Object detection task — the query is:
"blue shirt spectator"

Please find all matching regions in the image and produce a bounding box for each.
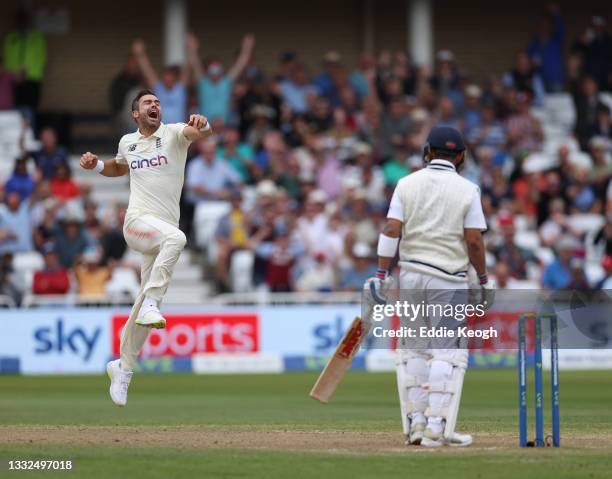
[32,127,68,179]
[197,75,233,123]
[5,159,35,200]
[0,192,33,254]
[185,138,242,203]
[528,8,565,91]
[154,80,187,124]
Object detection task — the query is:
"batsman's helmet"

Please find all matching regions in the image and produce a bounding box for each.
[423,126,466,161]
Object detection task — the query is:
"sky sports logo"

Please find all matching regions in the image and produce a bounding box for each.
[130,155,168,170]
[112,314,259,356]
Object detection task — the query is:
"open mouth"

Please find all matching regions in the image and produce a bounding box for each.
[148,110,159,120]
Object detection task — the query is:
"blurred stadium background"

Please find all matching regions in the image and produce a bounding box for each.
[1,0,612,376]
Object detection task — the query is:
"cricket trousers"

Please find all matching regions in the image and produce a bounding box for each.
[120,212,187,370]
[395,269,469,429]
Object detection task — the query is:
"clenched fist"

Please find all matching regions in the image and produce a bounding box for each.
[80,152,99,170]
[187,114,209,130]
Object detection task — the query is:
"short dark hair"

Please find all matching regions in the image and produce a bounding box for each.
[131,89,157,111]
[430,148,462,161]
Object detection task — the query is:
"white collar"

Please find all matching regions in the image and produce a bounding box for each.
[427,159,456,171]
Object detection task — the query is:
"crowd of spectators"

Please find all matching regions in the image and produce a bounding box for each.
[1,5,612,304]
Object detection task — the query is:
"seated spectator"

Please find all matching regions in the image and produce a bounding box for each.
[295,251,335,292]
[539,198,582,247]
[32,243,70,295]
[542,236,582,289]
[338,243,377,291]
[0,191,32,254]
[502,51,546,106]
[218,128,255,182]
[54,212,92,268]
[492,261,523,289]
[0,252,22,306]
[252,224,303,292]
[506,92,544,154]
[31,128,68,180]
[280,63,316,114]
[33,199,58,250]
[214,190,249,289]
[5,158,35,200]
[51,164,80,202]
[466,102,507,152]
[490,212,536,279]
[74,248,111,298]
[596,255,612,288]
[572,76,602,150]
[185,138,242,203]
[99,203,128,265]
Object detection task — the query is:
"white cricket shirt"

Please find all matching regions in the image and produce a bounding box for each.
[386,159,487,282]
[115,123,191,226]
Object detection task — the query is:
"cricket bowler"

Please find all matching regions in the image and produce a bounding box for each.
[80,89,212,406]
[365,126,492,447]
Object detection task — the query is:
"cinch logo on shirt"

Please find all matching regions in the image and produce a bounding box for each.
[130,155,168,170]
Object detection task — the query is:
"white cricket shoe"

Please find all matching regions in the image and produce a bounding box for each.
[421,424,473,447]
[135,309,166,329]
[106,359,133,406]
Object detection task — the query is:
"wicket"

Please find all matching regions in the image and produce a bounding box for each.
[518,313,560,447]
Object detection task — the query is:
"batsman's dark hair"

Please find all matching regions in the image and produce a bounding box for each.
[131,89,157,111]
[430,147,463,161]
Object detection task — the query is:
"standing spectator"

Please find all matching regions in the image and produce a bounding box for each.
[573,16,612,91]
[349,53,375,101]
[131,39,188,125]
[573,76,603,149]
[5,158,35,200]
[51,164,80,202]
[187,32,256,124]
[2,7,46,114]
[185,138,242,204]
[32,242,70,295]
[527,4,565,92]
[429,50,462,100]
[31,128,68,180]
[109,53,142,137]
[0,191,32,254]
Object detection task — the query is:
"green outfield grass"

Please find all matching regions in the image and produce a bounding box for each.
[1,370,611,478]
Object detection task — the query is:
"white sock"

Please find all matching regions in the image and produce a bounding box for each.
[139,296,158,316]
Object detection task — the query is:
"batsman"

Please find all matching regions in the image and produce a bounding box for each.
[365,126,492,447]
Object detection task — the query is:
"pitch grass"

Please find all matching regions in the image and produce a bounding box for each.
[1,370,611,478]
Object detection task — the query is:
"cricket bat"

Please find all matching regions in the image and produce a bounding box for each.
[309,316,371,403]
